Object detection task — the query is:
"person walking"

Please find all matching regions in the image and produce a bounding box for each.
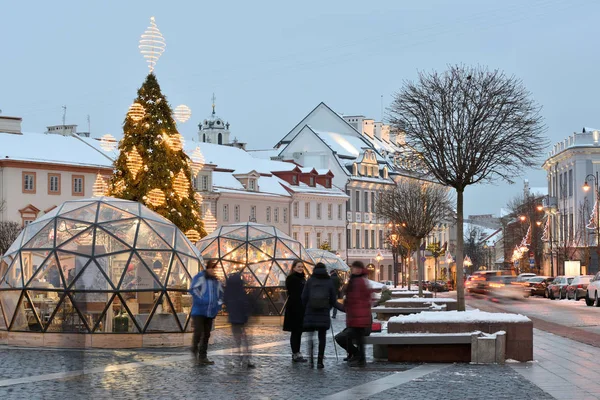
[344,261,372,367]
[190,260,223,365]
[283,259,308,362]
[223,270,255,369]
[330,270,343,319]
[301,262,337,369]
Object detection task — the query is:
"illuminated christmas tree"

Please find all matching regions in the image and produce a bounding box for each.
[108,72,206,239]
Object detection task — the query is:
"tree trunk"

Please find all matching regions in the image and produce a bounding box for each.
[456,188,465,311]
[407,248,412,291]
[417,238,423,297]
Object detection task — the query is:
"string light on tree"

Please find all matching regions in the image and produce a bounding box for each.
[92,174,108,197]
[100,134,117,151]
[139,16,166,73]
[173,105,192,123]
[126,147,143,177]
[128,103,145,122]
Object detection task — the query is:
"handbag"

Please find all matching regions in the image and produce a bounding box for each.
[371,321,382,333]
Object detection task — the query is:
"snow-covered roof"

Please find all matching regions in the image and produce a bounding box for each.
[0,132,116,168]
[312,128,371,158]
[389,309,531,324]
[246,149,281,160]
[278,178,348,198]
[212,171,245,190]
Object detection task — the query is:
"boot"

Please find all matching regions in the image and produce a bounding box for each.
[198,352,215,365]
[317,357,324,369]
[348,358,366,368]
[292,353,307,362]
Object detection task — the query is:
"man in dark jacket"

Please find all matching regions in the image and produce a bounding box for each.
[224,271,255,369]
[283,260,308,362]
[343,261,372,367]
[330,270,342,319]
[302,263,337,369]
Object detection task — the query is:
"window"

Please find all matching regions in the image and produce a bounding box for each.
[388,265,393,281]
[364,229,369,249]
[48,174,60,195]
[338,233,342,250]
[293,232,298,241]
[316,203,322,219]
[568,169,573,197]
[72,175,84,196]
[250,206,256,221]
[234,205,240,222]
[23,218,34,226]
[328,204,333,220]
[355,191,360,212]
[364,192,369,213]
[379,230,383,249]
[274,207,279,223]
[316,232,322,248]
[327,233,332,247]
[248,179,256,191]
[283,208,288,223]
[305,232,310,248]
[293,201,299,218]
[347,228,351,248]
[201,175,209,191]
[305,202,310,218]
[22,172,36,193]
[223,204,229,221]
[292,175,298,185]
[371,192,375,212]
[371,230,375,249]
[355,229,360,249]
[310,176,315,186]
[338,204,342,220]
[346,190,351,212]
[266,206,271,222]
[325,178,330,188]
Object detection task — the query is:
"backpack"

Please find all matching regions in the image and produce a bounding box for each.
[309,281,330,309]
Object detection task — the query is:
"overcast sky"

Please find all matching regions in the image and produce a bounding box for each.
[1,0,597,217]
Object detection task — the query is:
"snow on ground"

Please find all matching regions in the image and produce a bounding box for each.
[388,309,531,324]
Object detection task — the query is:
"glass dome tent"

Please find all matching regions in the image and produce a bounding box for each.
[197,222,314,316]
[0,197,203,334]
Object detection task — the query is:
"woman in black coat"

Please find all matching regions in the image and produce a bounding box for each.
[301,263,336,368]
[283,259,308,362]
[224,272,254,368]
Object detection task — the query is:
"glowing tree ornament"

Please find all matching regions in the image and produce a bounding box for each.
[139,16,166,73]
[126,147,143,177]
[190,146,205,176]
[185,229,201,243]
[146,188,166,206]
[173,105,192,123]
[92,174,108,197]
[100,134,118,151]
[173,170,189,198]
[167,133,184,151]
[128,103,145,122]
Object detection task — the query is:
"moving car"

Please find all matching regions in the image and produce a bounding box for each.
[516,273,537,283]
[585,271,600,306]
[427,280,449,292]
[486,275,522,301]
[566,275,594,301]
[524,276,553,297]
[547,276,574,300]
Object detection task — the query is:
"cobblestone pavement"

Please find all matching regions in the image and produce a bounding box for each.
[0,315,557,400]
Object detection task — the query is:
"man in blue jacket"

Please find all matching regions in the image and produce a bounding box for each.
[190,260,223,365]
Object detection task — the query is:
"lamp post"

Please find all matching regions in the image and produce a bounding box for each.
[583,172,600,272]
[375,251,383,281]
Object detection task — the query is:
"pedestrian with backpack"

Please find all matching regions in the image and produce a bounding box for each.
[301,262,337,369]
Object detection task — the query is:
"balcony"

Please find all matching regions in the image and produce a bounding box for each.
[542,196,558,213]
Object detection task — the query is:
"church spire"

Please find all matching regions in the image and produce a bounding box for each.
[211,93,216,116]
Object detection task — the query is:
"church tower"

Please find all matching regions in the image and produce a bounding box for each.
[198,94,230,145]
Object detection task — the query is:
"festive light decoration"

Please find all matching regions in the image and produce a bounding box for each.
[147,188,166,207]
[185,229,201,243]
[139,17,166,73]
[128,103,145,122]
[173,170,189,198]
[92,174,108,197]
[166,133,184,151]
[126,147,143,177]
[173,105,192,123]
[113,179,125,195]
[100,134,118,151]
[541,217,550,242]
[190,146,205,176]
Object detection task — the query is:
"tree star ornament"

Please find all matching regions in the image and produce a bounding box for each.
[139,17,166,73]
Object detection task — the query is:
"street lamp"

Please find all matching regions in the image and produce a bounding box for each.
[375,251,383,281]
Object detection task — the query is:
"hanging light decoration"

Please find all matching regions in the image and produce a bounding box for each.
[126,147,143,177]
[92,174,108,197]
[146,188,166,207]
[173,105,192,123]
[113,179,125,195]
[167,133,184,151]
[194,192,203,204]
[128,103,145,122]
[185,229,201,243]
[190,146,205,176]
[139,16,166,73]
[173,169,189,198]
[100,134,118,151]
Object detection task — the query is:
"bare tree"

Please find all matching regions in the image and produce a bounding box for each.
[377,178,453,296]
[388,65,547,310]
[0,221,21,256]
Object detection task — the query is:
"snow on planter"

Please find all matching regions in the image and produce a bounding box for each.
[388,309,531,324]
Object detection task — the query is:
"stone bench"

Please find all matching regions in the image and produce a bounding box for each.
[372,305,446,320]
[390,291,433,299]
[384,298,458,311]
[365,331,506,364]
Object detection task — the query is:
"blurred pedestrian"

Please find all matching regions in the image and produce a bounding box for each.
[302,262,336,369]
[344,261,372,367]
[330,270,343,319]
[224,270,255,369]
[375,285,392,306]
[283,259,308,362]
[190,260,223,365]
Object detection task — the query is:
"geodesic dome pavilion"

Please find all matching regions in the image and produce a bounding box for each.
[197,222,314,316]
[0,197,203,335]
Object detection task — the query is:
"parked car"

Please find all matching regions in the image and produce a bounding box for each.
[585,271,600,306]
[547,276,574,300]
[524,276,553,297]
[379,280,394,287]
[427,280,449,292]
[516,273,537,283]
[566,275,594,301]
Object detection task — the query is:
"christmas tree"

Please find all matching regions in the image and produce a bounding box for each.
[108,73,206,239]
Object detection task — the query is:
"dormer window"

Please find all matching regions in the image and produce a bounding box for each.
[292,175,298,185]
[383,167,388,179]
[309,176,315,187]
[249,179,256,191]
[325,178,330,188]
[352,163,358,176]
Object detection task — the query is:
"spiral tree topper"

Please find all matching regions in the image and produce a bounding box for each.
[139,17,166,73]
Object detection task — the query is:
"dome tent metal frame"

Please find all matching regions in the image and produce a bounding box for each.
[0,197,203,335]
[197,222,314,316]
